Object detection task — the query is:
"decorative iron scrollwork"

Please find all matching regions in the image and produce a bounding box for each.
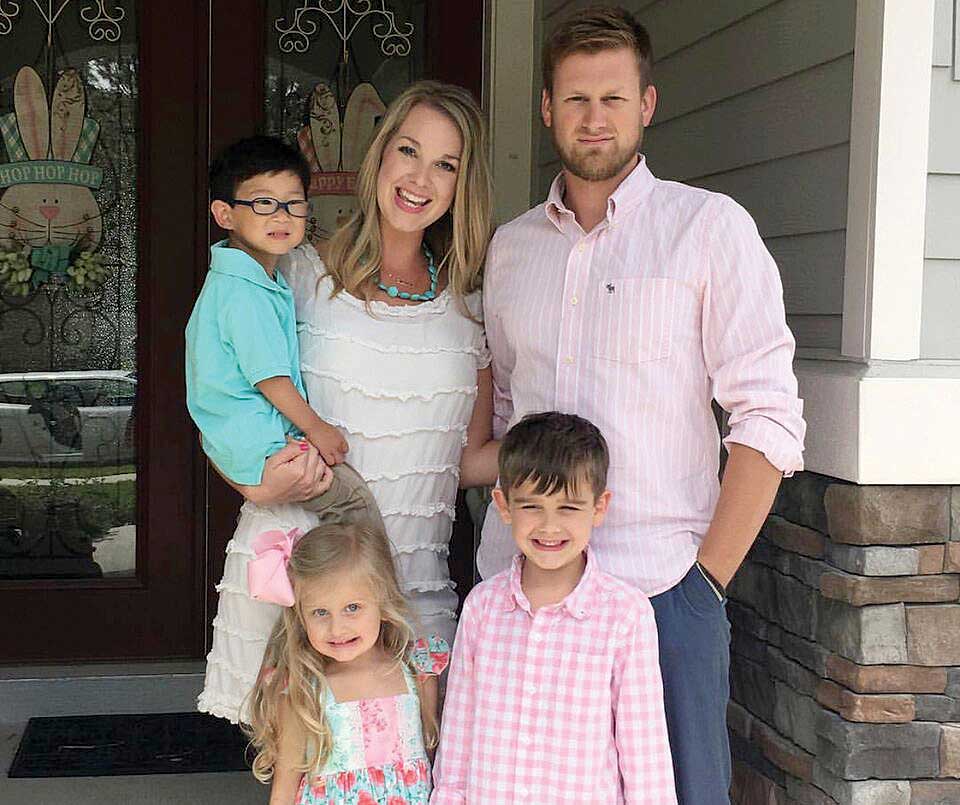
[0,1,126,42]
[276,0,413,57]
[0,1,20,36]
[80,1,125,43]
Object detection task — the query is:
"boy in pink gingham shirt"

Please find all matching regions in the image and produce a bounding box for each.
[432,413,676,804]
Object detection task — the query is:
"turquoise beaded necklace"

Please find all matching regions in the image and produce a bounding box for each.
[376,243,437,302]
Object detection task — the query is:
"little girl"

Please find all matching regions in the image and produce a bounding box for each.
[246,522,449,805]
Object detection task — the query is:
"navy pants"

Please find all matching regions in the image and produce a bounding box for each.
[650,563,732,805]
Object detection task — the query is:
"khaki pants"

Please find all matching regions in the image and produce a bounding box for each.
[299,461,384,534]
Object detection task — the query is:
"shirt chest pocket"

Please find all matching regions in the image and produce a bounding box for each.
[591,277,690,364]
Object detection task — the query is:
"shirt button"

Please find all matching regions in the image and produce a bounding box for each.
[531,632,543,642]
[526,683,537,694]
[571,296,578,305]
[564,356,574,365]
[518,786,529,797]
[577,243,585,253]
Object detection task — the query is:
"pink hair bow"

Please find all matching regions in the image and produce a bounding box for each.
[247,527,303,607]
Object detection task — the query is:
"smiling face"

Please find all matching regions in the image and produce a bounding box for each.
[375,102,462,237]
[298,569,383,666]
[493,475,611,575]
[210,169,307,273]
[542,47,656,184]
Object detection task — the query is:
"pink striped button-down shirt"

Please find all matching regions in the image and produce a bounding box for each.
[431,550,677,804]
[477,158,806,595]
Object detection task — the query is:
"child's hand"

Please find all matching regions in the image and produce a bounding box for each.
[305,422,349,466]
[315,458,334,495]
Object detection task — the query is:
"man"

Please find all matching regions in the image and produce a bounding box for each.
[476,7,805,803]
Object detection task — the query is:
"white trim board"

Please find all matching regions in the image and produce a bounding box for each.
[841,0,935,360]
[796,358,960,483]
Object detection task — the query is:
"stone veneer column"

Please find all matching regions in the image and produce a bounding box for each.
[728,474,960,805]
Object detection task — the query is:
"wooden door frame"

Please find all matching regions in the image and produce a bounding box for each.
[203,0,267,648]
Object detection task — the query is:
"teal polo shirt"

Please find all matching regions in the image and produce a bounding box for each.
[185,241,306,485]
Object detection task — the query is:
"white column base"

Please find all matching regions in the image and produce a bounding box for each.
[796,356,960,483]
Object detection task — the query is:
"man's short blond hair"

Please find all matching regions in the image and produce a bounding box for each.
[542,5,653,94]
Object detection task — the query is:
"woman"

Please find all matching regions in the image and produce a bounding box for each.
[198,81,498,724]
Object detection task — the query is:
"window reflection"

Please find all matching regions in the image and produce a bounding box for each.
[0,2,137,580]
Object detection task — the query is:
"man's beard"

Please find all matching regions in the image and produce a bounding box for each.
[553,129,643,182]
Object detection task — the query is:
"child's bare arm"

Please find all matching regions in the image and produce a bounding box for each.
[268,697,306,805]
[256,375,348,465]
[417,673,440,761]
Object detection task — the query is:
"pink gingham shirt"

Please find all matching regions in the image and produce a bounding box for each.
[431,550,677,804]
[477,158,806,595]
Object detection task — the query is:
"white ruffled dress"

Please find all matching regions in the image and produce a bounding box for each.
[197,244,488,724]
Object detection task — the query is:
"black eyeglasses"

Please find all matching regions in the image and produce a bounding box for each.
[229,197,310,218]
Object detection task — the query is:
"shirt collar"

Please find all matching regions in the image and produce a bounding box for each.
[209,239,289,293]
[502,549,598,620]
[544,154,656,232]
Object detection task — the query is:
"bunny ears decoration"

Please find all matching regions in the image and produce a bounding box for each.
[297,80,386,186]
[0,66,102,191]
[296,80,385,244]
[0,66,107,296]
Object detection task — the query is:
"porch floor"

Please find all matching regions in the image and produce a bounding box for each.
[1,720,266,804]
[1,661,266,803]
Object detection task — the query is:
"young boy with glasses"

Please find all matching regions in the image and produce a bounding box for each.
[186,135,381,524]
[188,137,384,725]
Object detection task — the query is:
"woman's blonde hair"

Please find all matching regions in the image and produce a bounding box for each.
[325,80,492,305]
[245,523,436,783]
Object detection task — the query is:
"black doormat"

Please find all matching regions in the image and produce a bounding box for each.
[8,712,251,778]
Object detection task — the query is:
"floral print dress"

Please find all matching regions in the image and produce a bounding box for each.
[296,636,449,805]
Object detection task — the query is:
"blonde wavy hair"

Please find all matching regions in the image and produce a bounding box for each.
[324,80,492,304]
[245,523,435,783]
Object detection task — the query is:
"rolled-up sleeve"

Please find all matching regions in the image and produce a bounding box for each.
[702,196,806,476]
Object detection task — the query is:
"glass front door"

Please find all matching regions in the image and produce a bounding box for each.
[1,0,483,665]
[0,3,139,582]
[0,1,208,663]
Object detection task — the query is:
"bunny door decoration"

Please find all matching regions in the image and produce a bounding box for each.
[297,80,385,245]
[0,66,104,293]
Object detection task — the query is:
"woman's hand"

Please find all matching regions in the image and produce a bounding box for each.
[215,439,333,505]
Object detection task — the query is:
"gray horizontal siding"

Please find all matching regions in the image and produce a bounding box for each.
[925,174,960,260]
[786,315,843,351]
[651,0,856,122]
[645,55,853,180]
[922,260,960,358]
[768,232,845,316]
[928,67,960,173]
[693,145,850,240]
[933,0,954,67]
[922,2,960,358]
